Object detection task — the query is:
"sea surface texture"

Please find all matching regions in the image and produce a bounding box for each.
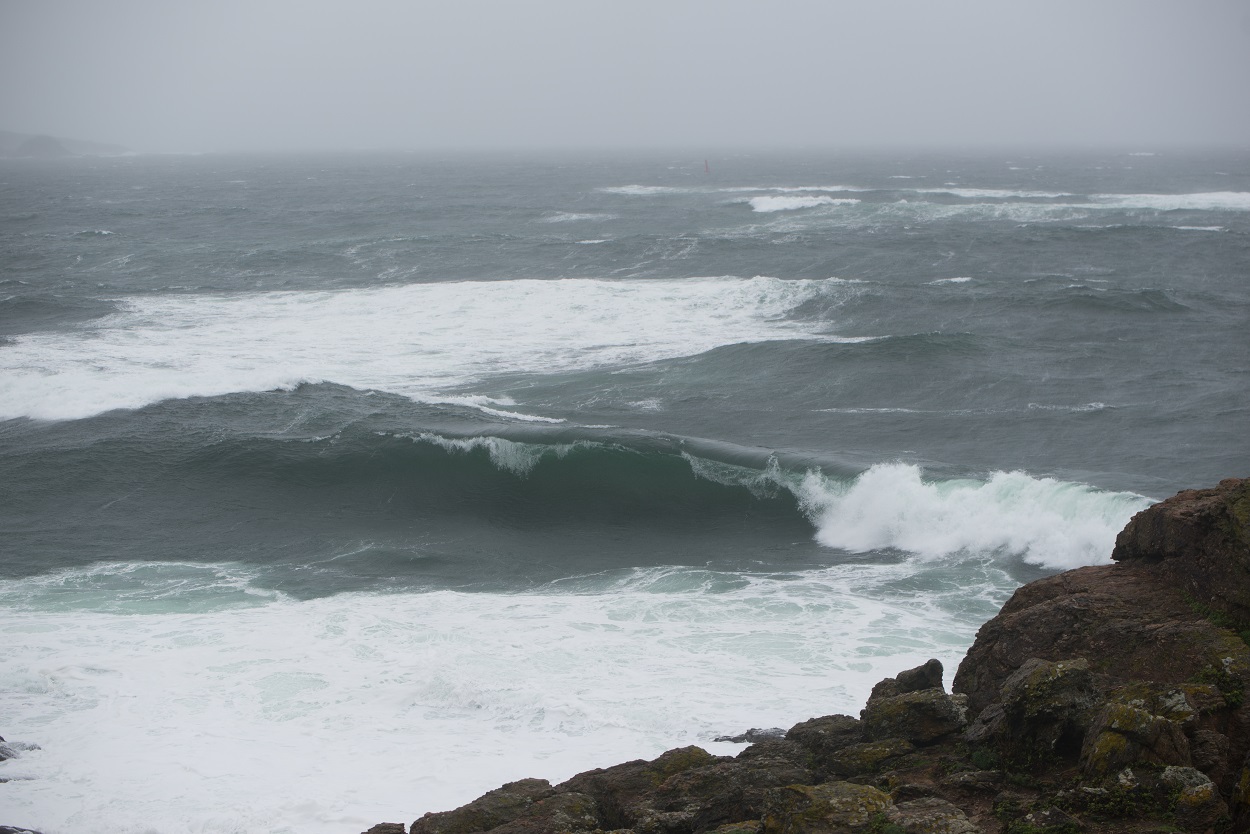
[1,150,1247,833]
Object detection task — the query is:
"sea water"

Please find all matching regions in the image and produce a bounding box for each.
[1,149,1246,833]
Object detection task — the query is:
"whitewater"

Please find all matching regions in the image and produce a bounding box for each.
[1,149,1247,833]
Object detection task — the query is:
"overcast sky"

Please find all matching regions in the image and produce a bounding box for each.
[2,0,1248,153]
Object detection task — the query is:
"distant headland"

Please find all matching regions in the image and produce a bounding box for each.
[0,130,129,158]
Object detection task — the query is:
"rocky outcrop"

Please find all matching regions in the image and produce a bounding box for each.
[364,477,1250,834]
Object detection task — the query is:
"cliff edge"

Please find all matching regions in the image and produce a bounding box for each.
[363,478,1250,834]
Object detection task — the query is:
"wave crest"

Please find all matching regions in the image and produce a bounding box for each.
[795,463,1150,569]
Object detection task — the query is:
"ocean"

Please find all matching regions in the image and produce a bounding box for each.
[1,149,1247,833]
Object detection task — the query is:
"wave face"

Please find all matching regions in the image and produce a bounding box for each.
[0,390,1151,591]
[2,149,1248,834]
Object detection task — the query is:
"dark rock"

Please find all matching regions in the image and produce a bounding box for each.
[1160,766,1230,831]
[938,770,1003,794]
[557,745,727,830]
[869,658,945,700]
[488,792,600,834]
[861,689,966,745]
[1019,805,1081,832]
[887,782,937,802]
[361,825,405,834]
[784,714,863,773]
[642,755,813,830]
[965,657,1099,769]
[1079,698,1192,779]
[708,823,761,834]
[886,796,981,833]
[1113,477,1250,624]
[1190,727,1232,781]
[825,738,914,778]
[410,778,554,834]
[954,483,1250,720]
[714,728,786,744]
[734,739,808,767]
[760,781,892,833]
[0,740,37,762]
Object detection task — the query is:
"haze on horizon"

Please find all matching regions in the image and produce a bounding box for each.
[1,0,1248,155]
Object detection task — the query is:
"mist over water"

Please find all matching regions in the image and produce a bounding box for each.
[1,148,1247,832]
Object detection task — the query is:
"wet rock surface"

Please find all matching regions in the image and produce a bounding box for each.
[361,478,1250,834]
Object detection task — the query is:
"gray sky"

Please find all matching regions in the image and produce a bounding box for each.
[2,0,1248,153]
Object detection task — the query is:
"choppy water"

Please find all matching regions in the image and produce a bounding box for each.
[1,149,1247,833]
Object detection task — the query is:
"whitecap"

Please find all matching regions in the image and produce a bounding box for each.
[748,195,860,213]
[0,276,864,421]
[793,463,1151,570]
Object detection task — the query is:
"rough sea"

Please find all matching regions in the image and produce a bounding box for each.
[1,149,1247,833]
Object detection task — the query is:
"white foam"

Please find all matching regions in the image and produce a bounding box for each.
[0,276,857,421]
[0,561,1005,834]
[928,277,973,284]
[402,432,585,476]
[915,187,1073,200]
[794,463,1150,570]
[541,212,616,223]
[1089,191,1250,211]
[1171,225,1225,232]
[748,195,861,213]
[599,185,687,195]
[766,185,870,194]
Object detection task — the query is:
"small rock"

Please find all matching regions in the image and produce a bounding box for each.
[714,728,787,744]
[870,658,946,700]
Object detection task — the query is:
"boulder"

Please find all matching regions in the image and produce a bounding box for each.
[1079,699,1192,779]
[1113,477,1250,625]
[1160,766,1229,832]
[869,658,945,700]
[715,728,787,744]
[861,689,966,745]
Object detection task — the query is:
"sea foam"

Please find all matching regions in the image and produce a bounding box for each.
[795,463,1150,570]
[0,558,1004,834]
[747,196,861,213]
[0,276,857,421]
